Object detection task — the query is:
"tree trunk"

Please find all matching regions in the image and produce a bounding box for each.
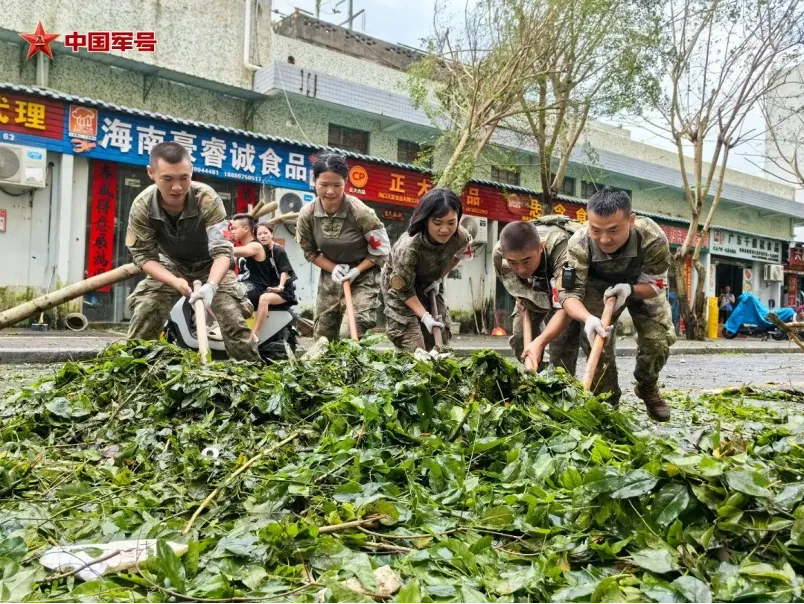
[673,254,697,341]
[691,261,709,341]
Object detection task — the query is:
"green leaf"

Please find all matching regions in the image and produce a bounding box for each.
[0,567,36,602]
[774,483,804,511]
[739,563,793,584]
[653,484,690,527]
[552,582,598,602]
[481,505,515,528]
[671,576,712,603]
[156,538,186,592]
[350,552,376,592]
[582,467,620,495]
[460,585,488,603]
[0,538,26,564]
[394,580,422,603]
[611,470,659,499]
[631,549,677,574]
[725,470,772,498]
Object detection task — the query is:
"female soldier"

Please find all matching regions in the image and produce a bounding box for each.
[381,188,473,351]
[296,153,390,340]
[232,216,297,341]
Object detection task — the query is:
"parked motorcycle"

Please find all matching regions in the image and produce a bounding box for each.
[722,292,794,340]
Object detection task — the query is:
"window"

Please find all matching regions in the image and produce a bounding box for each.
[581,181,632,200]
[551,173,576,196]
[581,180,599,199]
[397,140,432,167]
[328,124,369,154]
[491,165,520,186]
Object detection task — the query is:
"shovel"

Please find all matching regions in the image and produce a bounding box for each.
[342,281,360,341]
[429,289,444,348]
[520,299,535,372]
[583,297,617,391]
[193,280,210,364]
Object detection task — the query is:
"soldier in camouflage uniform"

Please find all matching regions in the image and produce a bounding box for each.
[125,142,260,362]
[556,189,675,421]
[494,217,582,372]
[381,188,473,351]
[296,153,390,340]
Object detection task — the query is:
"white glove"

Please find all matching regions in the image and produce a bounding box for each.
[420,312,444,334]
[423,278,442,296]
[189,282,218,310]
[331,264,350,283]
[584,316,612,346]
[604,283,632,312]
[343,267,361,283]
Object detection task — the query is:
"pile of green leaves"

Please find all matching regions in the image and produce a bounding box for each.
[1,340,804,602]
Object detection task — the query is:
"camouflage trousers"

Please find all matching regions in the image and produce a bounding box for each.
[582,281,676,403]
[127,257,260,362]
[314,267,380,340]
[510,307,582,373]
[385,288,451,352]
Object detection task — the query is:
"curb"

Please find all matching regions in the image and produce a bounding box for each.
[0,343,801,364]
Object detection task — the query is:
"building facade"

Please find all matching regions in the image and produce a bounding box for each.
[1,1,802,328]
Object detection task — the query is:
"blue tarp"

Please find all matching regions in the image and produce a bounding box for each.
[725,292,795,333]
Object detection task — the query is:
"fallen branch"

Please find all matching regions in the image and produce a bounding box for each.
[317,516,384,535]
[768,313,804,352]
[360,541,415,554]
[357,526,459,540]
[183,431,302,535]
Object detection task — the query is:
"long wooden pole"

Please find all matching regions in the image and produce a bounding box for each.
[342,281,360,341]
[0,263,141,330]
[520,299,535,371]
[193,281,210,364]
[430,289,443,347]
[584,297,617,391]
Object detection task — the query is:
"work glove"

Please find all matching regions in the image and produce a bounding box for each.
[584,316,612,346]
[331,264,350,284]
[423,278,442,296]
[604,283,632,313]
[342,267,361,283]
[420,312,444,334]
[189,282,218,311]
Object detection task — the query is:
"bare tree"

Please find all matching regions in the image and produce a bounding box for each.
[641,0,804,340]
[518,0,663,213]
[407,0,551,192]
[763,64,804,187]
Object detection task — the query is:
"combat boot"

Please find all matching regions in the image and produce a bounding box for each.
[634,382,670,422]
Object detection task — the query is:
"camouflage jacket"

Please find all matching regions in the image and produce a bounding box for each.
[559,216,671,304]
[295,194,390,268]
[381,226,473,320]
[125,182,232,270]
[493,223,570,314]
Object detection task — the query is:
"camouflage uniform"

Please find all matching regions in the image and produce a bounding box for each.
[381,226,473,351]
[492,219,582,372]
[559,217,675,403]
[295,194,390,340]
[125,182,260,362]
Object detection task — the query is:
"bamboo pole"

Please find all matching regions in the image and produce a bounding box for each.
[430,289,443,347]
[0,263,141,329]
[520,299,535,371]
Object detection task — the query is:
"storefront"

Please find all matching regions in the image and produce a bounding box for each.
[710,229,785,308]
[785,246,804,308]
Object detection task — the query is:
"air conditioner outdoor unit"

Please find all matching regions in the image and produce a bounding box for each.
[763,264,784,282]
[0,143,47,188]
[460,215,488,245]
[269,188,315,235]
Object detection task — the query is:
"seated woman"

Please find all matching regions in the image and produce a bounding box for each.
[230,215,297,342]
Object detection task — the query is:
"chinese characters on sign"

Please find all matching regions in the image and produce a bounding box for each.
[0,93,64,141]
[789,247,804,270]
[63,31,157,53]
[660,225,710,250]
[88,162,118,291]
[711,229,782,263]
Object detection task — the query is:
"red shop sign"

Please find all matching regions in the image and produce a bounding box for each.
[87,161,118,291]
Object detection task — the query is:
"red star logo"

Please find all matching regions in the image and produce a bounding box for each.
[368,235,382,249]
[19,22,59,60]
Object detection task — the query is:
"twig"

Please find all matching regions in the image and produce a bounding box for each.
[317,515,384,535]
[183,431,301,535]
[315,456,354,484]
[360,541,415,554]
[449,394,475,441]
[357,526,459,540]
[142,571,320,602]
[38,549,122,583]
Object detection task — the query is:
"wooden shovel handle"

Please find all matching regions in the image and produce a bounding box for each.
[342,280,360,341]
[430,289,443,347]
[193,280,210,364]
[520,299,535,371]
[583,296,617,391]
